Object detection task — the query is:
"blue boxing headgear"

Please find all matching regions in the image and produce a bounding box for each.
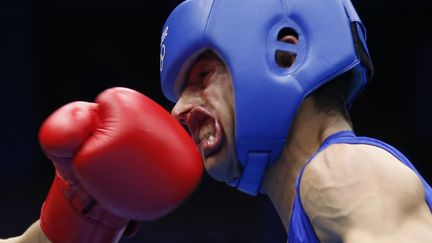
[160,0,373,196]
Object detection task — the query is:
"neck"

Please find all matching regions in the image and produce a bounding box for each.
[261,98,352,232]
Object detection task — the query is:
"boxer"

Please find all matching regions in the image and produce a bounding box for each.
[161,0,432,242]
[4,0,432,242]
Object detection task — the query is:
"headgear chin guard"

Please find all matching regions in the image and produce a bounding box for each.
[160,0,373,196]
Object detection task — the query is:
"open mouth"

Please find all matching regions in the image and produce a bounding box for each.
[186,107,223,159]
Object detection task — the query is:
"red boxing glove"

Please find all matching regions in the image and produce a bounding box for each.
[39,87,203,243]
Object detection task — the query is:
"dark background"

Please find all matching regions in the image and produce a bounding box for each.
[0,0,431,242]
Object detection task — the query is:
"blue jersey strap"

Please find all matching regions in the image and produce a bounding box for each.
[288,131,352,243]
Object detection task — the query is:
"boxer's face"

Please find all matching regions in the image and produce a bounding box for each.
[172,51,241,182]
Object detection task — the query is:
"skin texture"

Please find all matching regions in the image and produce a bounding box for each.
[301,144,432,242]
[171,51,242,182]
[6,48,432,243]
[171,50,432,242]
[0,221,50,243]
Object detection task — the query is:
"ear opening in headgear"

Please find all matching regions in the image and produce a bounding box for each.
[275,27,299,68]
[277,27,299,40]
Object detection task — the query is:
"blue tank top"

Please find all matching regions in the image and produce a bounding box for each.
[287,130,432,243]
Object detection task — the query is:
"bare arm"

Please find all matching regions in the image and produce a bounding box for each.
[300,144,432,243]
[0,221,51,243]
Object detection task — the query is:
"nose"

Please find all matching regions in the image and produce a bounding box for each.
[171,97,193,125]
[171,83,204,125]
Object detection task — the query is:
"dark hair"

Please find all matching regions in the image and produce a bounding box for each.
[311,71,354,125]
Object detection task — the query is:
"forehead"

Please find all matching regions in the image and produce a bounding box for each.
[190,50,224,69]
[196,50,220,61]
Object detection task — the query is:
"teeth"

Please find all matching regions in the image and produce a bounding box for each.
[198,119,216,143]
[207,135,215,143]
[200,133,215,143]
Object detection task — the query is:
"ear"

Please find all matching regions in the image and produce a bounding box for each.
[275,33,299,68]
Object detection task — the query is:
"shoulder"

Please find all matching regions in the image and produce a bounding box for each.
[301,142,422,189]
[299,143,426,240]
[300,143,423,204]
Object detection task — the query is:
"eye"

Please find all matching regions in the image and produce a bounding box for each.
[186,58,221,87]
